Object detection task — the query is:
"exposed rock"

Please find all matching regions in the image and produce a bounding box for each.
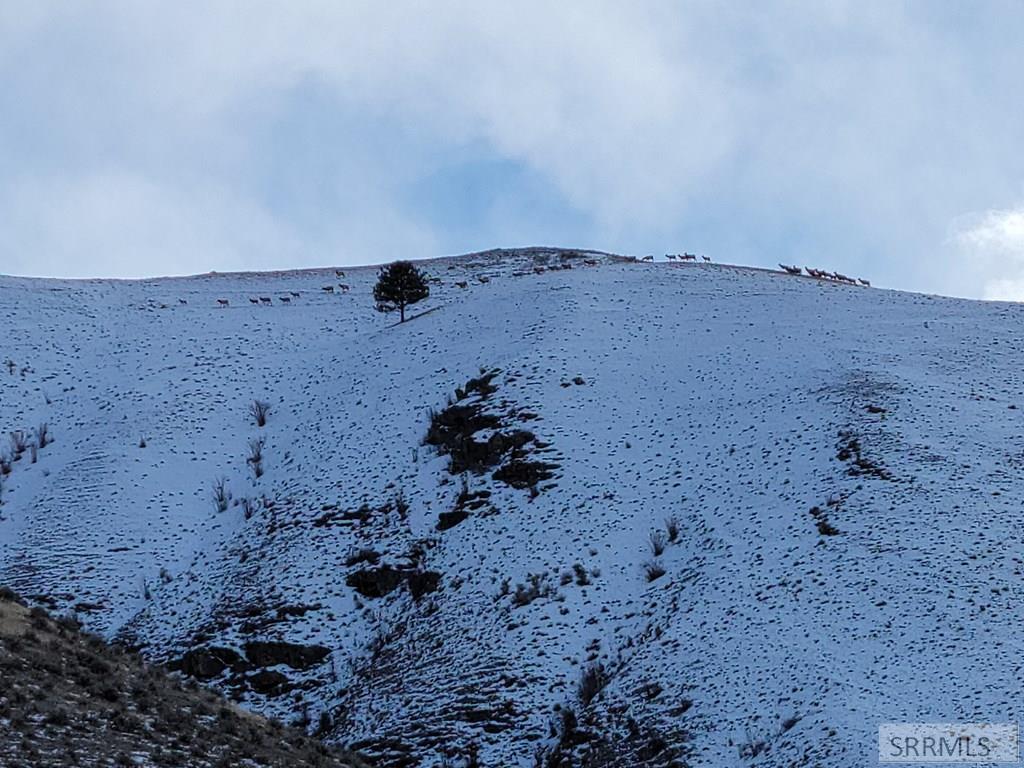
[437,508,469,531]
[345,548,381,567]
[178,646,245,680]
[247,669,292,696]
[406,571,442,600]
[244,640,330,670]
[346,566,406,598]
[493,459,559,489]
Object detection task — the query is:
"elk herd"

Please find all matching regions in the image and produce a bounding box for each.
[222,291,305,307]
[779,264,870,286]
[217,289,310,307]
[664,252,711,262]
[209,253,868,309]
[210,252,670,306]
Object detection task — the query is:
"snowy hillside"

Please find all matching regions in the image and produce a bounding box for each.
[2,248,1022,767]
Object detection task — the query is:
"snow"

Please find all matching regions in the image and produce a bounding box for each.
[2,248,1023,766]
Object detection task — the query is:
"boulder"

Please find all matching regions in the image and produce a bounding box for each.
[243,640,330,671]
[346,566,405,598]
[178,646,245,680]
[247,669,291,696]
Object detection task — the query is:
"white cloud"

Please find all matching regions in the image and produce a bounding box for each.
[0,169,438,278]
[0,171,296,278]
[1,2,1024,292]
[954,205,1024,301]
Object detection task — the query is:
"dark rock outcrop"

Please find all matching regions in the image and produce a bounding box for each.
[247,669,292,695]
[437,508,469,531]
[178,646,245,680]
[243,640,330,670]
[346,566,406,598]
[407,571,442,600]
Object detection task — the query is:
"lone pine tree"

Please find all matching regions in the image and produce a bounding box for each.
[373,260,430,322]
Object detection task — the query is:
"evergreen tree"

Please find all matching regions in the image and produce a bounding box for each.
[373,260,429,322]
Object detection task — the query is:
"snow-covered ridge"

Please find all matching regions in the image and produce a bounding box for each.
[2,247,1022,767]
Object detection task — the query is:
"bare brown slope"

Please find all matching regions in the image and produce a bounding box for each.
[0,588,369,768]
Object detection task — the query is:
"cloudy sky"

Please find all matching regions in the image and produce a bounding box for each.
[2,2,1023,299]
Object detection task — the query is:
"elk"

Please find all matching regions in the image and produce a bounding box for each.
[681,253,696,261]
[583,259,599,266]
[322,285,334,293]
[455,280,468,289]
[335,269,346,278]
[779,264,802,275]
[259,297,272,305]
[666,254,677,261]
[217,299,229,307]
[701,255,711,262]
[178,298,188,305]
[858,278,871,287]
[641,255,654,262]
[533,266,545,274]
[478,276,490,284]
[289,291,301,298]
[338,284,350,292]
[279,296,291,304]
